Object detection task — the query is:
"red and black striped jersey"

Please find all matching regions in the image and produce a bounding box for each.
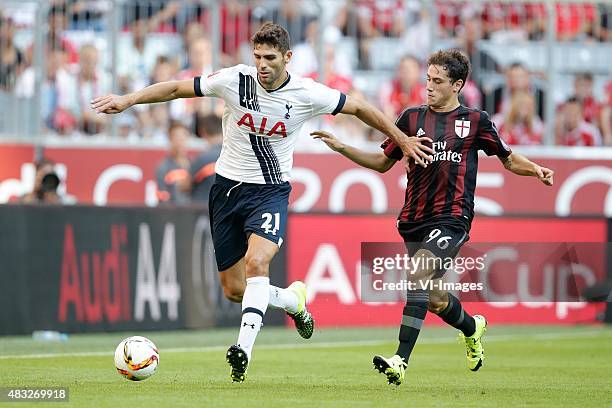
[381,104,512,229]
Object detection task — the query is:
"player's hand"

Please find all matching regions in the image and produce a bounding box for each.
[91,94,133,114]
[397,136,434,168]
[311,131,345,152]
[535,166,554,186]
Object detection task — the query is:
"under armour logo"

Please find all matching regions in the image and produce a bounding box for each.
[243,97,255,105]
[242,322,256,329]
[285,102,292,119]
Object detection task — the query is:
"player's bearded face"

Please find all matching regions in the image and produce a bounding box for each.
[253,43,291,89]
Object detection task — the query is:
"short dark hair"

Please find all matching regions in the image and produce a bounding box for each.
[427,49,471,91]
[196,114,223,138]
[565,96,582,106]
[35,157,55,171]
[508,62,527,71]
[252,22,291,54]
[168,121,189,138]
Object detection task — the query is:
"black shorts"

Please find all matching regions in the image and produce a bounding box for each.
[209,174,291,271]
[398,219,469,279]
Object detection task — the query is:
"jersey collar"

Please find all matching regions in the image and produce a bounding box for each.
[258,71,291,93]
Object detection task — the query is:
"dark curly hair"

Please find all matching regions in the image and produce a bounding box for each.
[252,22,291,54]
[427,49,471,91]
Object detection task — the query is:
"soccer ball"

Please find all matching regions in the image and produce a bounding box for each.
[114,336,159,381]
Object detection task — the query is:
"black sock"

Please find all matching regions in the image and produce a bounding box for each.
[437,293,476,337]
[395,289,429,363]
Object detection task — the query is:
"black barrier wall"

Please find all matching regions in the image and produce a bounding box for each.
[0,205,286,335]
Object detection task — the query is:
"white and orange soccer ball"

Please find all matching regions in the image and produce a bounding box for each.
[114,336,159,381]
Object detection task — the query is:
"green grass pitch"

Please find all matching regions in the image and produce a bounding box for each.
[1,325,611,407]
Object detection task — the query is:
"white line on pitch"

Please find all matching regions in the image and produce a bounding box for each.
[0,329,610,360]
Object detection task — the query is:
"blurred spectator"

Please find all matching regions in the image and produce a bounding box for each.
[378,55,426,119]
[220,0,252,62]
[435,0,464,37]
[488,62,545,119]
[151,55,178,83]
[300,88,370,151]
[519,3,547,41]
[600,81,612,145]
[15,47,79,135]
[555,97,602,146]
[455,15,499,81]
[156,122,191,204]
[147,1,181,32]
[252,0,316,45]
[171,37,214,125]
[66,0,110,31]
[357,0,406,69]
[117,16,158,92]
[333,0,406,69]
[135,56,176,141]
[77,44,110,135]
[46,4,79,64]
[303,42,353,94]
[142,104,171,143]
[398,5,431,61]
[291,19,354,78]
[482,2,529,43]
[492,92,543,145]
[555,3,597,41]
[190,114,223,204]
[571,72,602,126]
[123,0,180,32]
[458,76,482,110]
[598,3,611,42]
[0,15,25,91]
[356,0,406,38]
[180,21,206,68]
[20,158,73,204]
[116,113,140,142]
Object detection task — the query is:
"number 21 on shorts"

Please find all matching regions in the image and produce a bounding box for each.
[261,212,280,236]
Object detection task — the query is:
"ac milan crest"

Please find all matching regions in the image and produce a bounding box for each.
[454,120,470,138]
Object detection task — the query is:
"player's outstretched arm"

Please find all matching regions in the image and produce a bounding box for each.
[91,79,196,114]
[339,95,434,168]
[311,131,396,173]
[500,152,554,186]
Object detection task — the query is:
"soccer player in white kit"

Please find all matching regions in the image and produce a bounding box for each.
[92,23,434,382]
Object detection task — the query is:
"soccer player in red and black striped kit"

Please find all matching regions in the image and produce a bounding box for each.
[312,49,554,386]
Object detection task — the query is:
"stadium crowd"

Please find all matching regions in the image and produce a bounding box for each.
[0,0,611,148]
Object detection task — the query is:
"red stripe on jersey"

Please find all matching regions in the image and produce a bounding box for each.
[413,109,440,221]
[451,110,479,218]
[431,109,460,216]
[398,109,420,221]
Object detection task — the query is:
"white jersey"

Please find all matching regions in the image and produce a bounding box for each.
[194,64,345,184]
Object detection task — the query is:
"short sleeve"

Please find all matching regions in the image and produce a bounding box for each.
[305,78,346,116]
[477,111,512,157]
[194,65,239,98]
[380,139,403,161]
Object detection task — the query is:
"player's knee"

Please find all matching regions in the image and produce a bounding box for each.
[428,300,448,314]
[411,249,437,281]
[220,278,244,302]
[245,254,269,277]
[222,284,244,303]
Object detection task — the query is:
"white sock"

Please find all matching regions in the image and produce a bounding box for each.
[268,285,299,314]
[237,276,270,360]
